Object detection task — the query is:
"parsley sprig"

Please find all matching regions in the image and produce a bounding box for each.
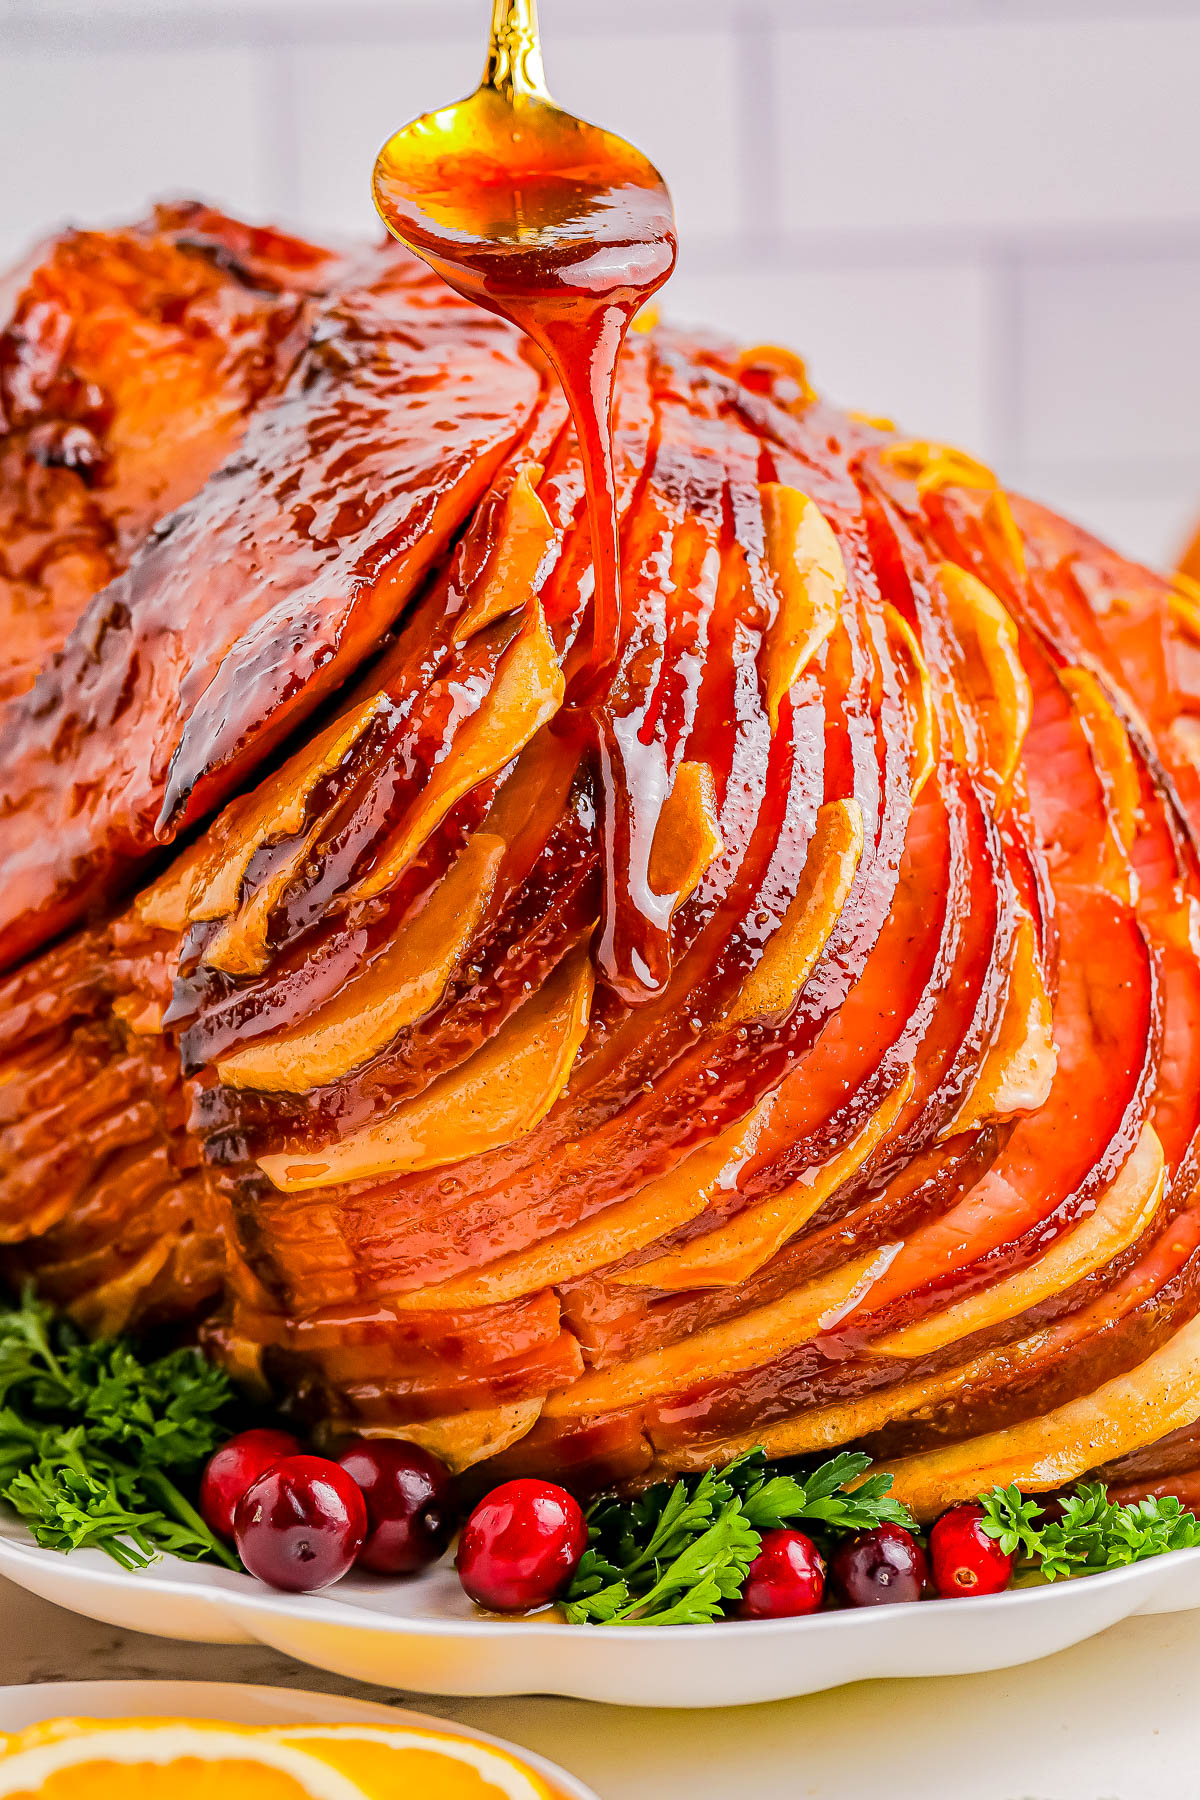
[7,1288,1200,1611]
[978,1482,1200,1582]
[562,1447,1200,1625]
[563,1447,914,1625]
[0,1291,242,1571]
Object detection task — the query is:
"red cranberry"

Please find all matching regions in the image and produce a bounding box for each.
[234,1454,367,1592]
[337,1437,457,1575]
[738,1529,825,1619]
[456,1478,586,1612]
[929,1503,1015,1598]
[199,1428,302,1540]
[830,1522,929,1608]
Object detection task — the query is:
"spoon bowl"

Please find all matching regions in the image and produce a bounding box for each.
[372,71,675,312]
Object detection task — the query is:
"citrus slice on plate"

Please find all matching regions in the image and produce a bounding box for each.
[0,1717,559,1799]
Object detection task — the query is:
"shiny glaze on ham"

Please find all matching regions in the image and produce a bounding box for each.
[6,212,1200,1509]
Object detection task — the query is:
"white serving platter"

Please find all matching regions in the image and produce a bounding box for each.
[0,1678,596,1798]
[1,1513,1198,1709]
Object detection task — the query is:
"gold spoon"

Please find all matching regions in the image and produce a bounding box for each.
[371,0,677,673]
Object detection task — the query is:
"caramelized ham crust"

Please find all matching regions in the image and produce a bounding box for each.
[5,210,1200,1505]
[0,202,346,705]
[0,222,543,967]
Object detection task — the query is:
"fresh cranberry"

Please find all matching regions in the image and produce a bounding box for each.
[738,1529,825,1619]
[199,1428,302,1540]
[337,1437,457,1575]
[456,1478,586,1612]
[830,1522,929,1608]
[234,1454,367,1592]
[929,1503,1015,1598]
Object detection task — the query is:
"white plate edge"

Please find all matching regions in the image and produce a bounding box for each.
[0,1680,599,1798]
[0,1520,1196,1644]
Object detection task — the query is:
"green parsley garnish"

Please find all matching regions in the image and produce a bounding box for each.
[6,1287,1200,1612]
[562,1447,915,1625]
[562,1447,1200,1624]
[978,1481,1200,1582]
[0,1290,242,1571]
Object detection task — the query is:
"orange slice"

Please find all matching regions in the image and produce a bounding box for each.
[647,759,722,914]
[980,488,1027,580]
[258,942,593,1191]
[138,695,387,935]
[937,561,1031,785]
[349,601,564,904]
[732,344,816,406]
[725,797,863,1026]
[216,831,506,1092]
[882,603,935,800]
[0,1717,558,1800]
[451,462,557,645]
[352,1397,545,1472]
[879,439,999,497]
[758,484,844,730]
[940,914,1056,1135]
[1059,664,1141,854]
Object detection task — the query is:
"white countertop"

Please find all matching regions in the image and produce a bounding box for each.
[0,1572,1191,1798]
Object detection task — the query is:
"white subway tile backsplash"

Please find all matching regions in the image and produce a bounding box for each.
[546,30,743,243]
[288,39,478,239]
[288,26,742,246]
[1016,253,1200,468]
[774,18,1200,236]
[665,258,996,453]
[0,46,271,265]
[0,0,1197,570]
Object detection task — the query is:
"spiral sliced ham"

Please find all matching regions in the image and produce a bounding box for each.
[5,211,1200,1511]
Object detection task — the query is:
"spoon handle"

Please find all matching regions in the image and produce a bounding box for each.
[483,0,550,103]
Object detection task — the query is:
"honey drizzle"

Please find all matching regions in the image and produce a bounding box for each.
[373,0,678,1001]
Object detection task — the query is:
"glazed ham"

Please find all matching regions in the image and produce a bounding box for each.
[5,210,1200,1512]
[0,203,348,707]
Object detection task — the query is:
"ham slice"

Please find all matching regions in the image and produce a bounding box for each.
[3,208,1200,1502]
